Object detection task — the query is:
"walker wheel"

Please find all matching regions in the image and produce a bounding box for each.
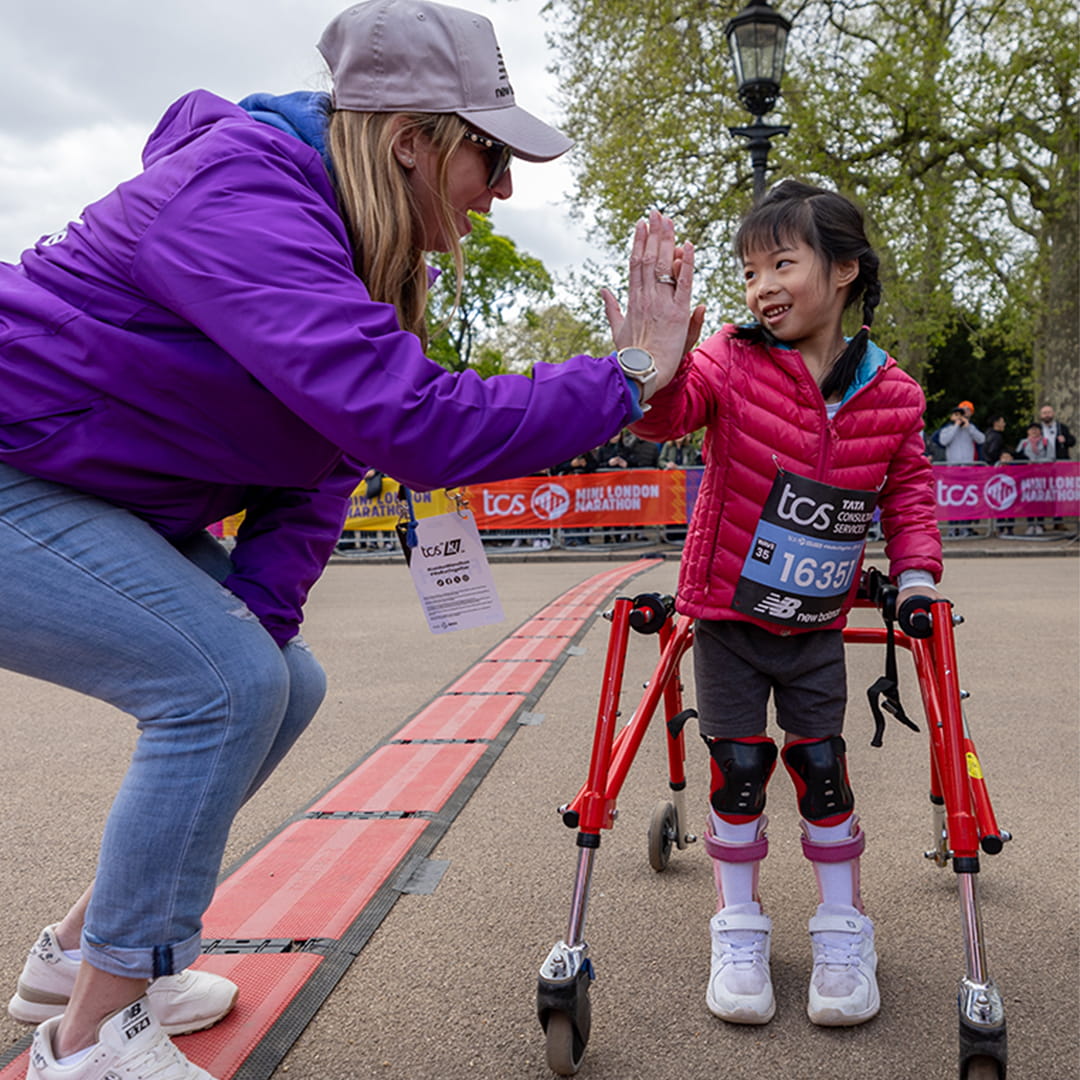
[544,1006,590,1076]
[647,800,678,872]
[962,1057,1005,1080]
[959,1013,1006,1079]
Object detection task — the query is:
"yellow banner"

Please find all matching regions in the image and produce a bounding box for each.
[344,478,456,531]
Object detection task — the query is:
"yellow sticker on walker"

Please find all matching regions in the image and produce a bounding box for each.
[965,752,984,780]
[407,509,504,634]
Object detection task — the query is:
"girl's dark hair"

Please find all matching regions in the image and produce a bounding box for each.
[733,180,881,402]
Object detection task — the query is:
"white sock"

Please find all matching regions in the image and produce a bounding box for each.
[56,1046,94,1067]
[804,818,859,909]
[710,812,763,910]
[63,949,82,962]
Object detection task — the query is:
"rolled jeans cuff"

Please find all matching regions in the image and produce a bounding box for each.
[81,928,203,980]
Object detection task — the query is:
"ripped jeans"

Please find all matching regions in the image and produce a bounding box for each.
[0,464,326,979]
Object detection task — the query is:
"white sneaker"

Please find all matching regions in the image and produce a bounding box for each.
[9,926,237,1034]
[807,904,880,1026]
[706,904,775,1024]
[28,997,216,1079]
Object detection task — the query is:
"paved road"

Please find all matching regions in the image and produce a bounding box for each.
[0,555,1076,1080]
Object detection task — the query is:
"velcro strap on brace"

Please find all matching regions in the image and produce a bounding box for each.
[800,827,866,864]
[704,822,769,863]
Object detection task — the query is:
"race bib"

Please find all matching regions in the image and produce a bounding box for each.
[732,469,877,628]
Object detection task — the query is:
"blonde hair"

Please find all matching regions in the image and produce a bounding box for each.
[327,110,466,346]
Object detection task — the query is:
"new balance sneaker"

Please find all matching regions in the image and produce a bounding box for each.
[9,926,238,1034]
[706,904,775,1024]
[28,997,216,1080]
[807,904,880,1026]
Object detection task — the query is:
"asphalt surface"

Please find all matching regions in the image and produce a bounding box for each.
[0,547,1076,1080]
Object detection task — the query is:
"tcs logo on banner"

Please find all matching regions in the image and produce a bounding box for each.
[936,474,1018,511]
[480,482,571,521]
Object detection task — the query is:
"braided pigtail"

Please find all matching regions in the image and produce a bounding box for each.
[819,245,882,402]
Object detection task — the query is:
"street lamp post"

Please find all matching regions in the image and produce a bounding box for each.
[725,0,793,199]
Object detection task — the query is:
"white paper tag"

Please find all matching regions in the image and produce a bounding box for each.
[406,510,505,634]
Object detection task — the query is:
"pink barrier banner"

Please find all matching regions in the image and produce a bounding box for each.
[933,462,1080,521]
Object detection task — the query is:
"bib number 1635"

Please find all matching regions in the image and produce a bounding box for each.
[778,554,858,593]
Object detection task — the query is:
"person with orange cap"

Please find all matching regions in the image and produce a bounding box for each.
[939,400,986,464]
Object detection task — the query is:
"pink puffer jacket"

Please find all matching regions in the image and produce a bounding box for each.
[632,327,942,632]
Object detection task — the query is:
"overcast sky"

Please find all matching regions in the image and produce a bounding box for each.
[0,0,600,275]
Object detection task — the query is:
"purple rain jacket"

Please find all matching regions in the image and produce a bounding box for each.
[0,90,639,645]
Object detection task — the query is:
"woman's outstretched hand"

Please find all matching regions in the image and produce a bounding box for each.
[601,210,706,397]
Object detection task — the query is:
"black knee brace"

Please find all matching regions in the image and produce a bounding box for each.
[704,736,778,822]
[781,735,855,825]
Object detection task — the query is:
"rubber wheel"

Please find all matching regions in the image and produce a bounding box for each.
[647,801,677,872]
[962,1056,1004,1080]
[545,1010,587,1076]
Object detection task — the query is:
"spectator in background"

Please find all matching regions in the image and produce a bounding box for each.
[938,400,985,463]
[598,428,661,469]
[1017,423,1055,535]
[1017,422,1054,463]
[940,401,985,536]
[983,415,1007,465]
[659,433,702,469]
[1039,404,1075,531]
[553,451,597,475]
[1039,403,1075,460]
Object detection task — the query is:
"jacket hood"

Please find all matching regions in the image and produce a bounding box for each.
[141,90,248,168]
[238,91,334,172]
[141,89,334,173]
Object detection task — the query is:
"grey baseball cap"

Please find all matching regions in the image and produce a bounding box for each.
[317,0,573,162]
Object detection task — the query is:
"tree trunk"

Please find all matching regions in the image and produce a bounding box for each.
[1034,192,1080,428]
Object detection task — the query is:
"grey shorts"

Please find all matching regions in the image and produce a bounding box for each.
[693,619,847,740]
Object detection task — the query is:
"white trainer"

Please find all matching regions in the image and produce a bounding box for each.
[28,997,216,1079]
[9,926,238,1034]
[706,904,775,1024]
[807,904,880,1026]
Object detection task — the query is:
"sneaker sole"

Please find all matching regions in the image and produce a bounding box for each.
[807,1000,880,1026]
[706,988,776,1025]
[8,985,239,1035]
[8,992,64,1027]
[807,982,881,1027]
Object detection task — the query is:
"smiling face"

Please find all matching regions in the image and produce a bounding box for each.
[400,126,513,252]
[742,239,858,357]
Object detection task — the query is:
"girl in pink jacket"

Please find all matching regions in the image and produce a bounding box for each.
[631,181,943,1029]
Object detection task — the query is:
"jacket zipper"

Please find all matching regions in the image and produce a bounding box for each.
[818,361,890,478]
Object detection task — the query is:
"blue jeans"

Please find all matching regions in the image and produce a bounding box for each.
[0,464,326,978]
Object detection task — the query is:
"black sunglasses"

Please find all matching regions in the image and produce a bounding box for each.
[463,129,513,189]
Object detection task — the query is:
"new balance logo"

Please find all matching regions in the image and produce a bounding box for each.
[754,593,801,619]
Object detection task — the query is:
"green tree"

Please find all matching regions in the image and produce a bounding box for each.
[544,0,1078,418]
[489,300,612,373]
[425,212,553,372]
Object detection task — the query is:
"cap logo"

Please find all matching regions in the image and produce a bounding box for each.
[494,47,513,98]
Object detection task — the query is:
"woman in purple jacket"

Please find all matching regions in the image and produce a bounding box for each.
[0,3,695,1077]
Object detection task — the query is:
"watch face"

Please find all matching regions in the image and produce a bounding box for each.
[619,348,654,374]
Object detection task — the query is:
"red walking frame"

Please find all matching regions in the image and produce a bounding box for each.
[536,571,1010,1080]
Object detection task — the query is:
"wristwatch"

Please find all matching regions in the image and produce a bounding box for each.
[616,347,658,404]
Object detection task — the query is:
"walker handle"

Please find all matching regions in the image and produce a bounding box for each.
[897,594,935,638]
